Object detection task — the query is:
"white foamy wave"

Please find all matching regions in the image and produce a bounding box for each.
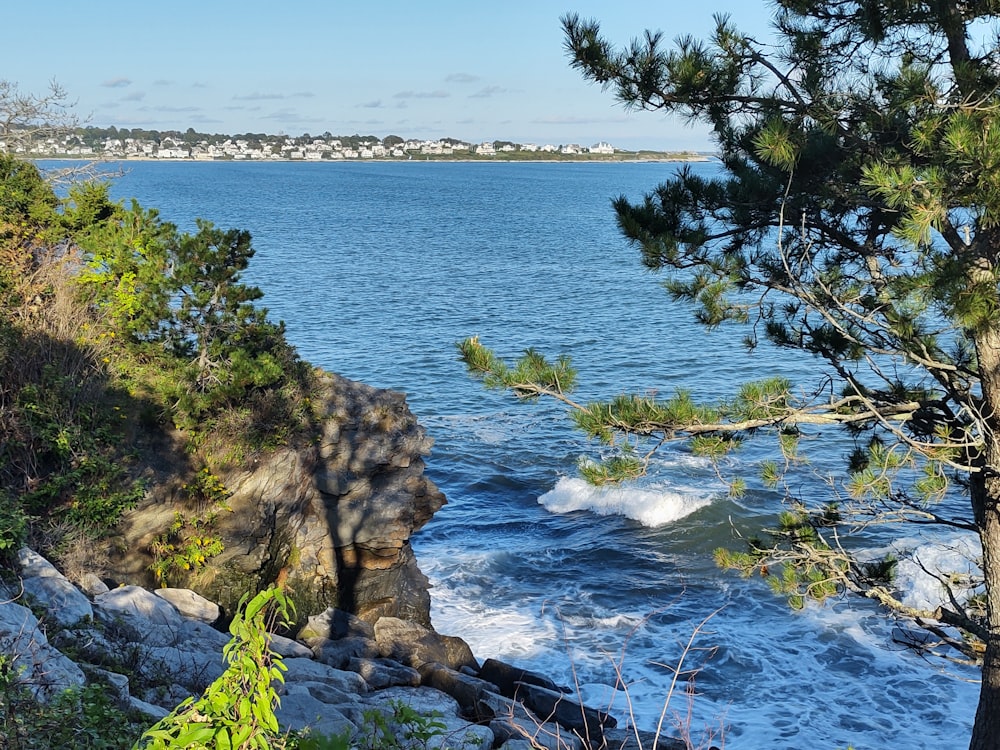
[419,549,564,661]
[895,534,983,611]
[428,590,562,661]
[555,612,647,630]
[538,477,712,527]
[434,604,561,662]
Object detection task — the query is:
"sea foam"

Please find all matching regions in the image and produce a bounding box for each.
[894,534,983,611]
[537,476,711,527]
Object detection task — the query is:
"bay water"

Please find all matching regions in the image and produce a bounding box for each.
[98,160,978,748]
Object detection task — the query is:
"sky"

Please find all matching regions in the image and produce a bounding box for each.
[6,1,778,152]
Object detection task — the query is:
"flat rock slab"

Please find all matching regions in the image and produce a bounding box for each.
[153,588,220,624]
[95,585,185,629]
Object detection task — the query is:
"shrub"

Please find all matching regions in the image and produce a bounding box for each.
[133,586,294,750]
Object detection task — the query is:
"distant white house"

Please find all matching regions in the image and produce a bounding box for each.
[157,146,190,159]
[476,142,496,155]
[589,142,614,155]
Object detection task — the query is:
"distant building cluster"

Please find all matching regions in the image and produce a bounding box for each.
[2,131,621,161]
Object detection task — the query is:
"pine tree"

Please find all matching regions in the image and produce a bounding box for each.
[461,3,1000,746]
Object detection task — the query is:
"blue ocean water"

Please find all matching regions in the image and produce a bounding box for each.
[96,160,978,748]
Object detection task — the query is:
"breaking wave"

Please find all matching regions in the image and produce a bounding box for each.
[538,476,713,527]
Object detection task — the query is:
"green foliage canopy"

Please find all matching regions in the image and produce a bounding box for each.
[0,151,309,559]
[74,190,297,427]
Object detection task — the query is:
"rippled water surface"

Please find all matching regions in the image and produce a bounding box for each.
[99,160,978,748]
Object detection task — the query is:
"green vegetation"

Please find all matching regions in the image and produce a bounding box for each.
[72,185,310,437]
[132,586,454,750]
[1,153,138,555]
[460,3,1000,748]
[134,586,294,750]
[149,469,232,585]
[0,148,315,564]
[0,665,146,750]
[349,700,446,750]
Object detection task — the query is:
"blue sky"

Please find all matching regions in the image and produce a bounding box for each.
[7,1,777,151]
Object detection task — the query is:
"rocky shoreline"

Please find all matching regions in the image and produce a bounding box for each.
[2,547,688,750]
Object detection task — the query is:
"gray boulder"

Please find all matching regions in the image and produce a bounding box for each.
[348,656,421,689]
[270,632,314,658]
[17,547,93,627]
[299,607,375,643]
[0,600,85,701]
[283,656,370,695]
[602,727,687,750]
[177,618,231,651]
[418,661,498,718]
[363,686,494,750]
[373,617,478,671]
[480,657,569,698]
[513,681,617,742]
[140,644,226,695]
[310,635,381,669]
[479,690,582,750]
[77,572,110,597]
[276,682,359,738]
[95,585,185,629]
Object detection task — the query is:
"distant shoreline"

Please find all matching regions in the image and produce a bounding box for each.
[33,153,714,165]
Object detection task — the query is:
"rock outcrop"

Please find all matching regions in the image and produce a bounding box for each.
[106,372,445,626]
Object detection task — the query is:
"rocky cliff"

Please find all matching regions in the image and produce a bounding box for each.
[105,371,445,627]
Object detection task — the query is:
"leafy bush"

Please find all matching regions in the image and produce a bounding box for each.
[0,656,144,750]
[134,586,294,750]
[148,470,231,585]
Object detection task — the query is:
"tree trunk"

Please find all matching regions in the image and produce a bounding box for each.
[970,324,1000,750]
[972,486,1000,750]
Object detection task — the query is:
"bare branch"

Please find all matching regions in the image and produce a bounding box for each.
[0,79,80,153]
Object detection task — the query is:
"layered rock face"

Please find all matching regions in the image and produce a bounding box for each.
[107,372,445,626]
